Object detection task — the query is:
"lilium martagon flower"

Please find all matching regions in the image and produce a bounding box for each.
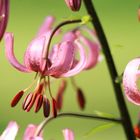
[0,0,9,41]
[4,16,87,117]
[123,58,140,105]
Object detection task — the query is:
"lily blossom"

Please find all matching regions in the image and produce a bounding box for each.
[0,0,9,41]
[0,121,18,140]
[4,16,87,117]
[63,129,74,140]
[123,58,140,105]
[23,124,43,140]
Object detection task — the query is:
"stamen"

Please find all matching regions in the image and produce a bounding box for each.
[43,97,50,118]
[11,90,24,107]
[24,77,37,92]
[22,93,33,110]
[34,94,43,113]
[52,98,57,118]
[47,76,53,98]
[56,80,67,111]
[25,93,37,112]
[77,88,86,110]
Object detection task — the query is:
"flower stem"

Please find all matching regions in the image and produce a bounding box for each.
[34,112,122,136]
[42,19,81,59]
[83,0,136,139]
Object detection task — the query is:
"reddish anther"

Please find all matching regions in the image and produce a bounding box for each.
[56,80,67,111]
[52,98,57,118]
[11,90,24,107]
[77,88,85,110]
[43,97,50,118]
[22,93,33,111]
[34,94,43,113]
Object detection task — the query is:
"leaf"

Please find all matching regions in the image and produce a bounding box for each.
[85,123,116,137]
[94,110,115,119]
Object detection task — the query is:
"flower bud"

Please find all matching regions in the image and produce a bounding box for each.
[64,0,81,11]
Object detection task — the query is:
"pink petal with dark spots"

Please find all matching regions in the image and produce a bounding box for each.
[4,33,31,72]
[123,58,140,105]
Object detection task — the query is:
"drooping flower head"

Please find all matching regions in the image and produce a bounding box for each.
[0,0,9,41]
[4,16,100,117]
[123,58,140,105]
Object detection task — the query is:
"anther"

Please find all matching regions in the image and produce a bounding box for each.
[34,94,43,113]
[56,80,67,111]
[77,88,85,110]
[11,90,24,107]
[43,97,50,118]
[52,98,57,118]
[22,93,33,111]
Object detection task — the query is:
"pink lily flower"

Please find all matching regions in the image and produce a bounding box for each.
[0,0,9,41]
[123,58,140,105]
[23,124,43,140]
[4,16,86,77]
[0,121,18,140]
[63,129,74,140]
[4,16,86,117]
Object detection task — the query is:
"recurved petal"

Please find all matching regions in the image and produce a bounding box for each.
[63,129,74,140]
[24,36,46,73]
[79,35,99,70]
[123,58,140,105]
[48,41,75,77]
[4,32,31,72]
[61,40,86,77]
[0,121,19,140]
[23,124,43,140]
[37,16,55,37]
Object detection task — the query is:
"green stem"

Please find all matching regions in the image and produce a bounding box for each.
[83,0,136,139]
[34,112,122,136]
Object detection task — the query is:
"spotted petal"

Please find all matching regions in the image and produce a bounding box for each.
[0,121,19,140]
[4,32,31,72]
[24,35,47,73]
[123,58,140,105]
[61,40,86,77]
[48,41,75,77]
[79,35,99,70]
[63,129,74,140]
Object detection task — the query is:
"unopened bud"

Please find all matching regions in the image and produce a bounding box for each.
[64,0,81,12]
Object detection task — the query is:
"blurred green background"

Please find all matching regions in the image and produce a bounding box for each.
[0,0,140,139]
